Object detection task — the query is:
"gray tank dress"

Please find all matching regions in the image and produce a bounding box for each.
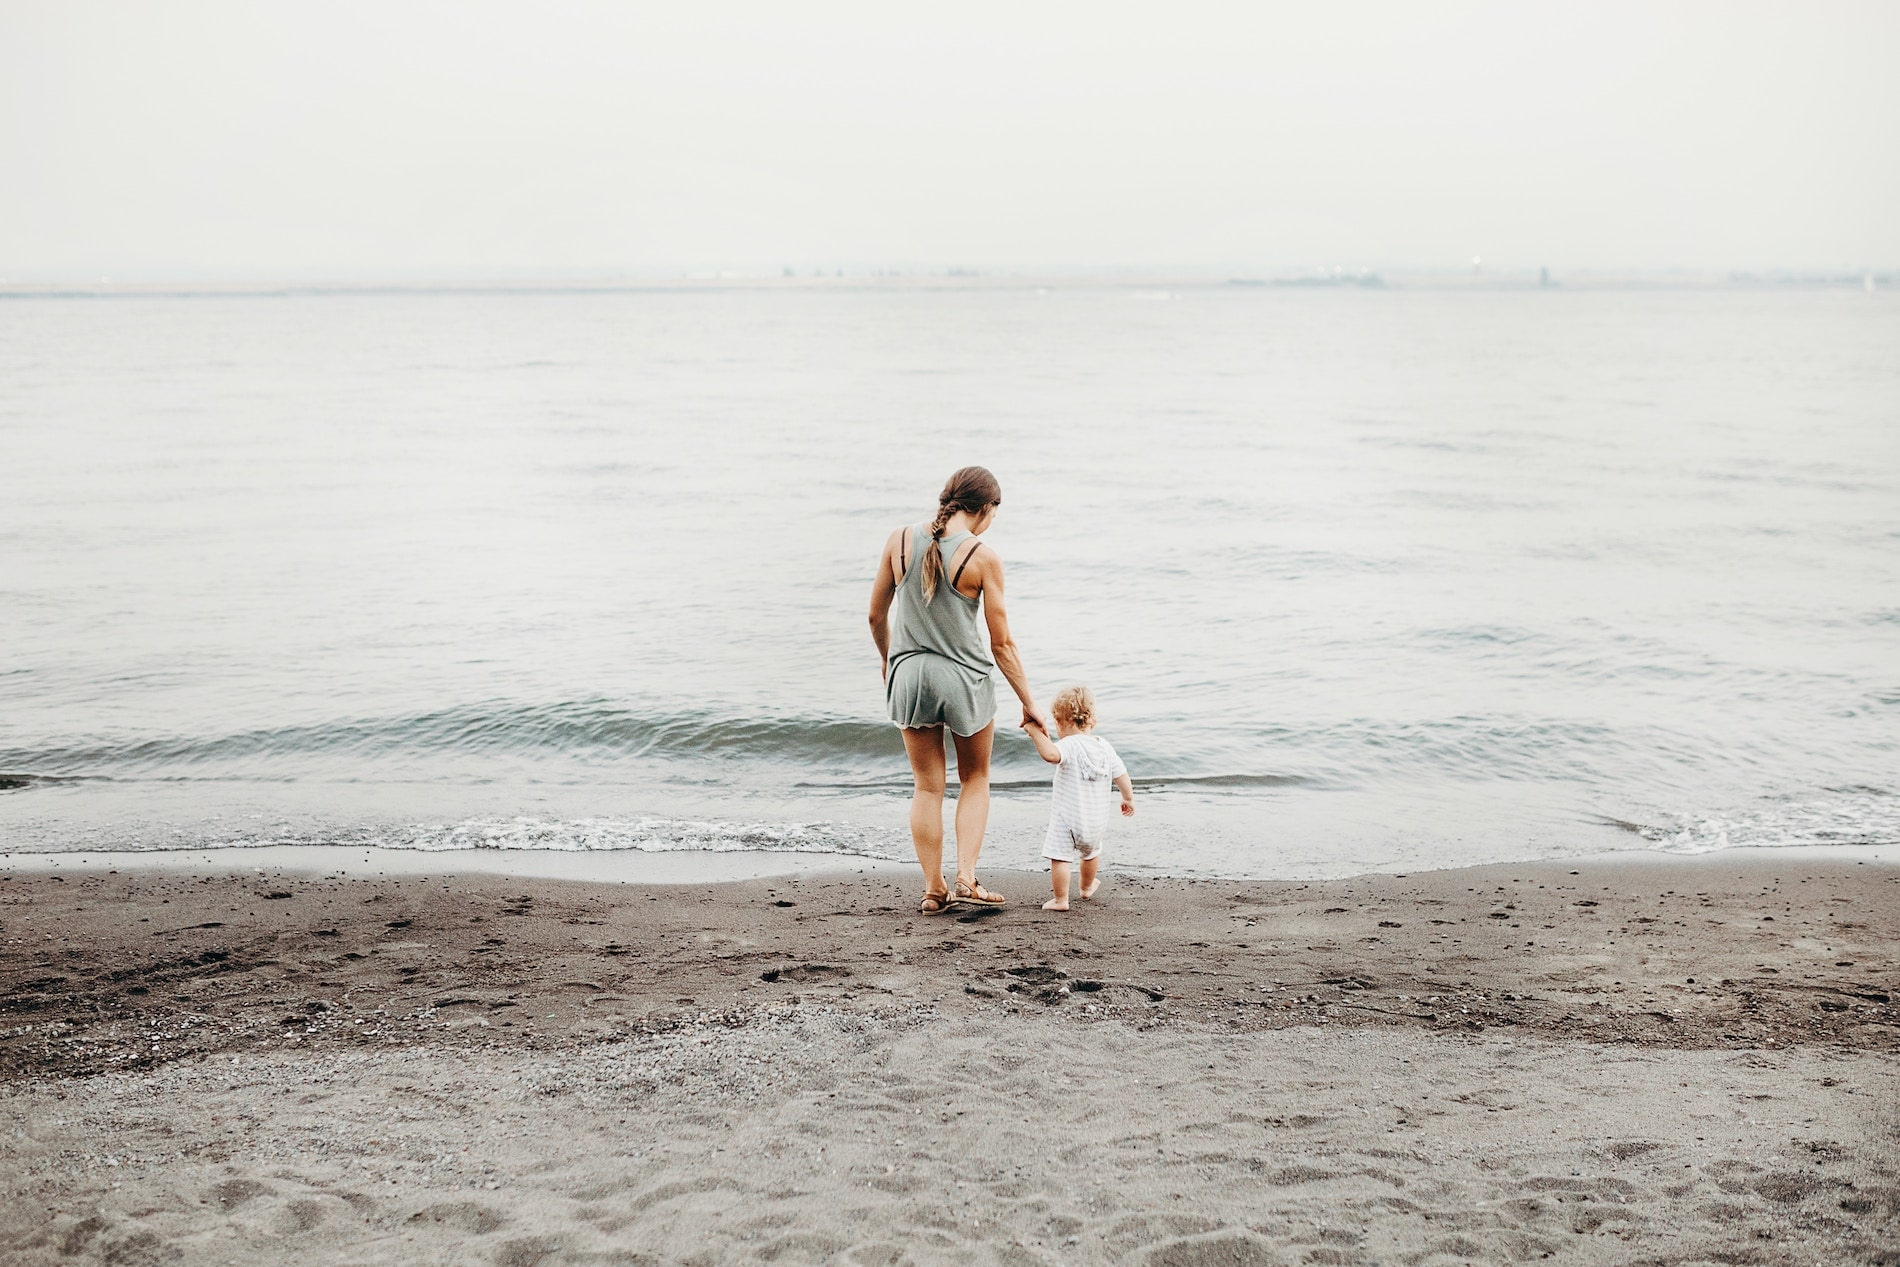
[886,526,998,736]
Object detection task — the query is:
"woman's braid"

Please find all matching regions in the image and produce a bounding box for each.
[919,466,1002,602]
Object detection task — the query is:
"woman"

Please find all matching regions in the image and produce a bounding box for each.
[868,466,1040,914]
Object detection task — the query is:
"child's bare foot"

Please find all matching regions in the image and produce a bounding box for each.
[1041,897,1070,911]
[1079,879,1101,900]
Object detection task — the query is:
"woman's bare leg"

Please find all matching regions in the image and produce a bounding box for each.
[901,727,949,899]
[950,724,995,893]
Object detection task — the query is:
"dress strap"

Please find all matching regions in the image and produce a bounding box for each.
[904,526,971,588]
[951,541,983,590]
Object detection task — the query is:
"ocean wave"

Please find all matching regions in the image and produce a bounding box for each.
[0,701,907,775]
[1136,772,1314,789]
[795,771,1315,793]
[365,815,902,856]
[10,815,904,859]
[1627,789,1900,853]
[0,703,1711,793]
[0,698,1353,789]
[0,774,87,791]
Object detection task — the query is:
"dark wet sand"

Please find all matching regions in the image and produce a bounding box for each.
[3,853,1896,1264]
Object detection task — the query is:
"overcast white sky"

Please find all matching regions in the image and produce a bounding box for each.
[3,1,1896,279]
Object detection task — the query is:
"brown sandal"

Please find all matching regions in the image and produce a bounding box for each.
[954,878,1005,906]
[919,891,953,915]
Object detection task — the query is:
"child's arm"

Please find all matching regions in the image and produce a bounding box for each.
[1022,718,1064,765]
[1115,773,1135,816]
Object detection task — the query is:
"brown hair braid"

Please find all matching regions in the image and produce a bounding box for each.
[920,465,1002,601]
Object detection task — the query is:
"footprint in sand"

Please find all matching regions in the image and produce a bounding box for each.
[760,964,850,984]
[406,1201,509,1235]
[207,1178,272,1211]
[1266,1164,1337,1186]
[56,1215,107,1256]
[97,1230,178,1264]
[1144,1231,1280,1266]
[273,1199,326,1233]
[493,1235,562,1266]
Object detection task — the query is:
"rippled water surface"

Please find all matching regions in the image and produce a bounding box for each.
[2,285,1895,876]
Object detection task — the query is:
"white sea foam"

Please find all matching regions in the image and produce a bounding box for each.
[369,815,903,857]
[1640,791,1900,854]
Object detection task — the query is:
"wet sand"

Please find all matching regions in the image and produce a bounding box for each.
[2,853,1896,1264]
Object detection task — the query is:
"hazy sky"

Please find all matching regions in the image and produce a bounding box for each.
[3,1,1896,278]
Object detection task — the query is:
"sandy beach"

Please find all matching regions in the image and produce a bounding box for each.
[3,852,1895,1265]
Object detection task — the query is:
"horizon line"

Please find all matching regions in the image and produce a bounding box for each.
[0,264,1891,298]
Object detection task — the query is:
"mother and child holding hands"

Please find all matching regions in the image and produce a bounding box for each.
[868,466,1136,915]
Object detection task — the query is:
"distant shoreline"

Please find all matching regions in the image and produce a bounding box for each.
[0,268,1889,299]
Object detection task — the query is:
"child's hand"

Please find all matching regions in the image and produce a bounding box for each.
[1120,800,1135,817]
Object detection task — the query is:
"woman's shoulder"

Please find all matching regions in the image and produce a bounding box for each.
[961,535,1002,573]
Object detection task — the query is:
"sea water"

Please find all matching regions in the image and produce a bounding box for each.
[2,283,1895,877]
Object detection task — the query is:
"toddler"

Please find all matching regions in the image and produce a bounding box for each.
[1023,685,1134,911]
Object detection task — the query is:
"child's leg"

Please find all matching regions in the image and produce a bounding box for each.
[1078,853,1101,899]
[1043,860,1071,911]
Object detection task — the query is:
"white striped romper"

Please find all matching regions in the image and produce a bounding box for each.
[1040,733,1127,863]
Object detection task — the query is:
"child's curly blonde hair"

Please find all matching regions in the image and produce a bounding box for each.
[1051,685,1097,730]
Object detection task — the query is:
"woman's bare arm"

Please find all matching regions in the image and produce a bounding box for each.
[971,549,1038,726]
[867,528,903,679]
